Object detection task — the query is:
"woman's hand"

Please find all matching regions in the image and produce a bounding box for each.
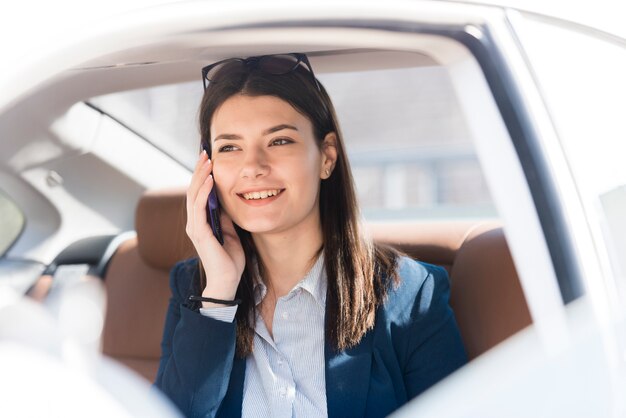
[186,151,245,308]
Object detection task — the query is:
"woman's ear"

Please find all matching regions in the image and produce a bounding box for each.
[320,132,338,179]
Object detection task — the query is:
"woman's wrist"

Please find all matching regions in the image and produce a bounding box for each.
[201,282,238,309]
[191,295,241,306]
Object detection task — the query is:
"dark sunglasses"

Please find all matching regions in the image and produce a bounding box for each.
[201,53,321,92]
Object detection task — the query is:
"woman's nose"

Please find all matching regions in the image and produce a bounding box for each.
[240,147,270,179]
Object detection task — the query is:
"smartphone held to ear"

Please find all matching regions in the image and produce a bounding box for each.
[207,188,224,245]
[203,144,224,245]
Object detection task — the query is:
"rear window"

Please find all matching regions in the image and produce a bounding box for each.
[89,59,496,221]
[0,189,24,256]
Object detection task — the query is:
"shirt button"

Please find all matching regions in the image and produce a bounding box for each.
[279,387,287,398]
[281,311,289,320]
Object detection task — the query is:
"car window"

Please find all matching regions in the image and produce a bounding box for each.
[89,62,496,221]
[0,189,24,256]
[514,16,626,287]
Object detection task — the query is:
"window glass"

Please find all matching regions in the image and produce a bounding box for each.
[0,189,24,256]
[322,67,494,220]
[89,59,495,220]
[515,17,626,287]
[90,82,203,168]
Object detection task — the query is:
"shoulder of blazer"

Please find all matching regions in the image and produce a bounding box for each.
[169,257,200,304]
[380,255,451,325]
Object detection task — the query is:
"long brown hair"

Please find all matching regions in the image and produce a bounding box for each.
[196,56,399,357]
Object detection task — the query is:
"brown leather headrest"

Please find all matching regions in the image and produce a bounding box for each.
[133,186,497,276]
[449,222,531,358]
[135,187,195,270]
[366,221,482,267]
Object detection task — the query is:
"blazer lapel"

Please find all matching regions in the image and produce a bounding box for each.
[325,331,373,418]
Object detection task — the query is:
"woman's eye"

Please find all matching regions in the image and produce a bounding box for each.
[271,138,293,146]
[218,144,238,152]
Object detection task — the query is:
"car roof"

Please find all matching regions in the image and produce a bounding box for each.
[2,0,623,65]
[457,0,624,39]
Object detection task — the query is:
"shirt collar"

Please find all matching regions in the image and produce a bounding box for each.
[253,252,327,310]
[296,252,327,309]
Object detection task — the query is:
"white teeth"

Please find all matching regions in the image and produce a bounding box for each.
[242,189,280,200]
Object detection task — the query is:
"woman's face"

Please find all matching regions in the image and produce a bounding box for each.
[210,94,336,237]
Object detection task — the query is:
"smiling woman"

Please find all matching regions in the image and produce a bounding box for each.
[153,54,467,418]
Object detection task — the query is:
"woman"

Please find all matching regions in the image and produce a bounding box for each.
[155,53,467,418]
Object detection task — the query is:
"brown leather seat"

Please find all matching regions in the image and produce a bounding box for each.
[101,189,531,381]
[101,188,195,382]
[369,221,532,359]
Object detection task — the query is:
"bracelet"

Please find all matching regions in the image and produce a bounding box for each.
[188,295,242,306]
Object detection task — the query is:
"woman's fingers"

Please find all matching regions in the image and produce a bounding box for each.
[186,153,207,211]
[184,152,245,292]
[188,153,212,202]
[186,154,212,233]
[191,173,214,237]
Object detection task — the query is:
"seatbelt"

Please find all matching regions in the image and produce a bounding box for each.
[26,231,136,301]
[93,231,137,279]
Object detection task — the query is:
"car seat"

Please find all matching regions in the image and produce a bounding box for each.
[33,188,532,381]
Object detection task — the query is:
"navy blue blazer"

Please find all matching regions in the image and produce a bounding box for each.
[154,256,467,418]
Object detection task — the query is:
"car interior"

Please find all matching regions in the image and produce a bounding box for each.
[1,23,535,386]
[25,187,532,382]
[9,4,626,416]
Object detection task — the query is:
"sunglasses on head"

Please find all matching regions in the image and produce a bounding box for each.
[201,53,321,92]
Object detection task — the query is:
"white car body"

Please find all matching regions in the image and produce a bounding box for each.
[1,1,625,416]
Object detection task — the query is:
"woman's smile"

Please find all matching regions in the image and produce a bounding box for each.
[237,188,285,205]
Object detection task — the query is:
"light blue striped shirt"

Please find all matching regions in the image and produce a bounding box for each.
[200,254,328,418]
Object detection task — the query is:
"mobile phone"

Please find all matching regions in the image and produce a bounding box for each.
[207,188,224,245]
[203,144,224,245]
